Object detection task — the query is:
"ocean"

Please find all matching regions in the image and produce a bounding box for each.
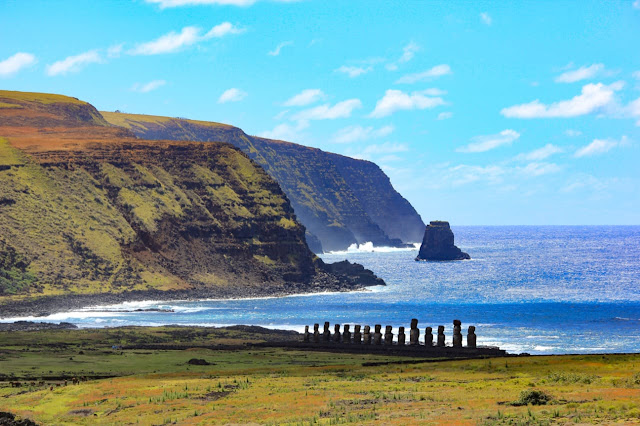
[2,226,639,355]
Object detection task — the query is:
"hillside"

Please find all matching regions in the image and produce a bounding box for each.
[101,112,425,252]
[0,90,383,312]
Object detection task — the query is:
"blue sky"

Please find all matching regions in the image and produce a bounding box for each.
[1,0,639,225]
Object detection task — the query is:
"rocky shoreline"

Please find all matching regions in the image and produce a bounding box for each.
[0,276,378,319]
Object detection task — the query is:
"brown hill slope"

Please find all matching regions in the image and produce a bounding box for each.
[101,112,425,252]
[0,90,383,314]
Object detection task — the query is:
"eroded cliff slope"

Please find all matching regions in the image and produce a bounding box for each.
[0,90,382,311]
[101,112,425,252]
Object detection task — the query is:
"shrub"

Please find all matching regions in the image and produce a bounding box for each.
[512,389,552,406]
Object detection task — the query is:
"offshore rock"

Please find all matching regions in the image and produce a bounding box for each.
[415,221,470,261]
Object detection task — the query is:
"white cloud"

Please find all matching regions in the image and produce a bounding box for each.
[370,89,446,118]
[564,129,582,137]
[395,64,452,84]
[574,135,630,158]
[520,162,562,176]
[283,89,325,107]
[107,44,124,58]
[555,63,604,83]
[218,88,247,103]
[292,99,362,121]
[0,52,36,77]
[501,81,622,118]
[457,129,520,153]
[627,97,640,125]
[129,23,243,55]
[445,164,506,186]
[332,125,394,144]
[362,142,409,154]
[515,144,563,161]
[268,41,293,56]
[386,41,420,70]
[335,65,372,78]
[480,12,492,25]
[46,50,102,76]
[259,120,308,141]
[634,0,640,9]
[437,112,453,120]
[131,79,167,93]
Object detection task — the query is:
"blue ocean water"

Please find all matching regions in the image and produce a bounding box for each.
[2,226,639,354]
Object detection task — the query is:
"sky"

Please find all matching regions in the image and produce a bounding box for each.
[1,0,639,225]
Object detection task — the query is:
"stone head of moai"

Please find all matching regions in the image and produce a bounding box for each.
[468,325,476,333]
[453,319,461,327]
[374,324,381,333]
[426,326,433,334]
[410,318,418,329]
[364,325,370,333]
[354,325,361,333]
[437,325,446,347]
[385,325,393,333]
[324,322,330,332]
[344,324,350,332]
[438,325,445,334]
[467,325,477,348]
[313,323,319,332]
[334,324,340,333]
[304,325,309,332]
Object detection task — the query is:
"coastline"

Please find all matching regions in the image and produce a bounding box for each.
[0,283,376,319]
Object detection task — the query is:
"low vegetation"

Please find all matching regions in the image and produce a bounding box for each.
[1,326,639,424]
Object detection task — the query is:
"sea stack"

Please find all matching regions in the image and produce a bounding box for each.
[415,221,470,261]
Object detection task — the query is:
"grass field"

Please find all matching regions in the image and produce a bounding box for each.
[1,326,639,425]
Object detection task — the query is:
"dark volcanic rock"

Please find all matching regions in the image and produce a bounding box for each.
[415,221,470,261]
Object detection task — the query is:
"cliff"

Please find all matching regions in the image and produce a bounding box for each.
[0,90,383,312]
[101,112,425,252]
[415,221,470,261]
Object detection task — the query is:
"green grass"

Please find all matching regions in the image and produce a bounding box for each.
[0,327,639,425]
[0,90,88,105]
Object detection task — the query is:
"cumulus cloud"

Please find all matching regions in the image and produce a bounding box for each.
[292,99,362,121]
[46,50,102,76]
[437,112,453,120]
[515,144,563,161]
[0,52,36,77]
[335,65,372,78]
[131,79,167,93]
[457,129,520,153]
[283,89,325,107]
[332,125,394,144]
[395,64,451,84]
[129,23,244,55]
[480,12,492,25]
[370,89,446,118]
[268,41,293,56]
[501,81,623,118]
[555,63,604,83]
[574,135,630,158]
[218,88,247,103]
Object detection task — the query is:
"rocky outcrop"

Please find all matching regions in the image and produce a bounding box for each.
[415,221,470,261]
[100,112,425,252]
[0,90,385,313]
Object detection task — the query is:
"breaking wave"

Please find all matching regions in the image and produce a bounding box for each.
[328,241,420,255]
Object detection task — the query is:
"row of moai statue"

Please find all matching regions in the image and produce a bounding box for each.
[303,319,476,348]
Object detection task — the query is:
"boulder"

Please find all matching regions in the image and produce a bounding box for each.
[415,221,470,261]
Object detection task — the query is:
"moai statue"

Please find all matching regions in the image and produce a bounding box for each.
[343,324,351,343]
[467,326,477,348]
[363,326,372,344]
[353,325,362,344]
[453,320,462,347]
[333,324,341,343]
[437,325,446,347]
[397,327,406,345]
[313,323,320,343]
[384,326,394,345]
[323,322,331,342]
[373,324,382,345]
[425,327,434,347]
[409,319,420,345]
[303,325,310,343]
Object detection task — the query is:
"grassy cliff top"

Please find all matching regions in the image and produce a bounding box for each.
[101,111,234,131]
[0,90,89,106]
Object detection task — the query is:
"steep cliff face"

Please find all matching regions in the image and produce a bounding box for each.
[101,112,426,252]
[0,90,383,306]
